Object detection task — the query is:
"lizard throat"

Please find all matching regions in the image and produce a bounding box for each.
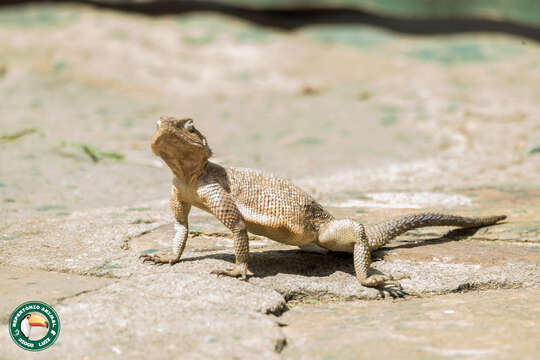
[159,154,186,181]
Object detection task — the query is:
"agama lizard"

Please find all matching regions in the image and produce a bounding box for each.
[140,116,506,287]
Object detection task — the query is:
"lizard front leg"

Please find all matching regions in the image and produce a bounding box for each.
[211,222,249,279]
[141,186,191,265]
[200,184,250,279]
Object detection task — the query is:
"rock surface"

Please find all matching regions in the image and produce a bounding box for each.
[281,288,540,360]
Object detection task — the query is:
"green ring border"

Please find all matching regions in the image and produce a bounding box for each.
[8,300,61,352]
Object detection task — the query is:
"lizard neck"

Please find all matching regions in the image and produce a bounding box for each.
[161,155,187,182]
[160,153,211,185]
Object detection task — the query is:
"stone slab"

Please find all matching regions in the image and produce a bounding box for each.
[281,288,540,360]
[0,265,113,323]
[0,272,286,359]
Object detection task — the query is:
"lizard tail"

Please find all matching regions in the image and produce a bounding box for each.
[364,213,506,250]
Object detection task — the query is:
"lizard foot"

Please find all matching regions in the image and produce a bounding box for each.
[139,253,179,266]
[358,274,410,298]
[211,263,250,280]
[360,273,409,287]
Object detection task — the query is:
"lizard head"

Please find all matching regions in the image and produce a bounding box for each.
[151,116,213,183]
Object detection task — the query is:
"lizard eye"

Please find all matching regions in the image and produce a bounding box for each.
[184,119,195,131]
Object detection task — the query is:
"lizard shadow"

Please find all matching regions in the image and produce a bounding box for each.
[379,226,483,252]
[181,226,484,278]
[182,250,356,278]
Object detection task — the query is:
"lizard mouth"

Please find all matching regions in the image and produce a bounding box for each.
[151,119,212,159]
[151,130,206,153]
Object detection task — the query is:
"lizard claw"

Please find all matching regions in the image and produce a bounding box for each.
[139,253,179,265]
[379,283,409,299]
[211,263,250,280]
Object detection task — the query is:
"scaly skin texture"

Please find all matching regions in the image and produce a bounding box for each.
[141,117,507,287]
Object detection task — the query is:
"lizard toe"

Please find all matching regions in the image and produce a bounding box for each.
[140,253,175,265]
[211,263,249,279]
[360,274,394,287]
[211,268,240,277]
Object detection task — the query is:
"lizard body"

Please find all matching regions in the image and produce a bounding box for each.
[141,117,506,287]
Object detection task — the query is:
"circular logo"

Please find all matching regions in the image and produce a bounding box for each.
[8,301,60,351]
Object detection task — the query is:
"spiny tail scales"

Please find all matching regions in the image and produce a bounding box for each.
[364,213,507,250]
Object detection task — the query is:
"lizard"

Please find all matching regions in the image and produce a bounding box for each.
[140,116,506,287]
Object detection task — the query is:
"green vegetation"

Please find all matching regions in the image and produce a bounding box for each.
[0,6,78,27]
[126,207,151,212]
[36,205,66,212]
[0,128,40,142]
[58,140,125,163]
[141,249,159,255]
[306,25,389,49]
[294,136,324,146]
[409,43,488,64]
[379,105,399,126]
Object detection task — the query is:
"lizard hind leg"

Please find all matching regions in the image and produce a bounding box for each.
[353,240,394,287]
[351,223,395,287]
[318,219,394,287]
